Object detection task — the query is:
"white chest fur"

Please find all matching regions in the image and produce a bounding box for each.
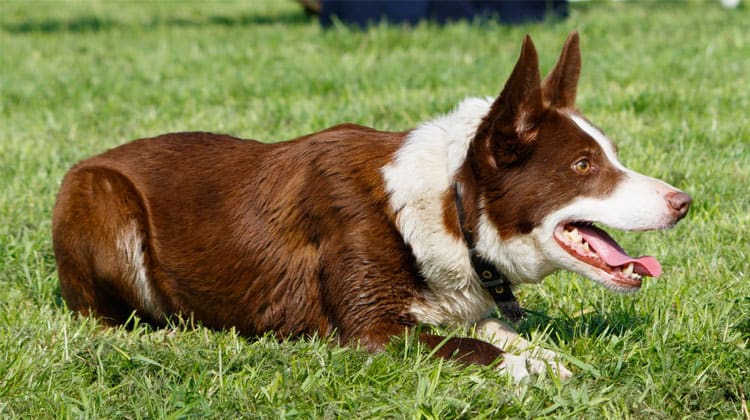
[381,98,499,325]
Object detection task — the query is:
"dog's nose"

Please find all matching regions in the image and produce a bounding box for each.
[666,191,692,220]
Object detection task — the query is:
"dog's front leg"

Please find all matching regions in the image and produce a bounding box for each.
[417,333,503,366]
[476,318,572,380]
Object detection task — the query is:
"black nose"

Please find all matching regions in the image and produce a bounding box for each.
[666,191,692,220]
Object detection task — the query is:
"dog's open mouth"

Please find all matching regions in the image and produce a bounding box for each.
[553,222,662,289]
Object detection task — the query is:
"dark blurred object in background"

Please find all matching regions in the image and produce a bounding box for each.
[300,1,568,27]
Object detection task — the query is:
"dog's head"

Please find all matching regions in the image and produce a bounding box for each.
[470,33,691,292]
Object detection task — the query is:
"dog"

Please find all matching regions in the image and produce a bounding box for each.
[52,33,691,381]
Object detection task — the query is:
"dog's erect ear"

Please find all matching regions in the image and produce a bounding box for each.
[542,32,580,109]
[473,35,545,169]
[490,34,545,137]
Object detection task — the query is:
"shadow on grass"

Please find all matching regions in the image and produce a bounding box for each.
[2,16,116,33]
[517,304,651,343]
[732,296,750,343]
[2,11,313,34]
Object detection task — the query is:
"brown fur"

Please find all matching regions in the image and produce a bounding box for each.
[54,127,424,350]
[54,33,599,367]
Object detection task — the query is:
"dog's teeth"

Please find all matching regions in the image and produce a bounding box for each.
[582,242,590,253]
[570,228,581,242]
[623,263,633,277]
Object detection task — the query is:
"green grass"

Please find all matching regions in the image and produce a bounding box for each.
[1,0,749,417]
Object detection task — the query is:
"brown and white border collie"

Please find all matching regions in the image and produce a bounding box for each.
[52,33,690,381]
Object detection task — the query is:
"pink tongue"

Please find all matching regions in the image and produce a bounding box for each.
[577,225,662,277]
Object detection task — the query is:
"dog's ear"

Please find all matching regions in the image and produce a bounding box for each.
[542,32,580,109]
[473,35,545,170]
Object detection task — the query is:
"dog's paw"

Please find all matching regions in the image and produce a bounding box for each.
[518,348,573,380]
[497,352,572,382]
[535,355,572,380]
[556,363,573,379]
[476,318,573,380]
[497,354,531,382]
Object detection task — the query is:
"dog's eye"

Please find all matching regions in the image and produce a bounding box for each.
[573,159,592,174]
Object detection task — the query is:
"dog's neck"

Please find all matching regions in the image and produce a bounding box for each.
[384,97,519,325]
[453,181,525,322]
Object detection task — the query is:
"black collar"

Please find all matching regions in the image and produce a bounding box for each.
[453,182,525,323]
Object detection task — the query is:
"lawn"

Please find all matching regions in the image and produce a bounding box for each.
[1,0,748,417]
